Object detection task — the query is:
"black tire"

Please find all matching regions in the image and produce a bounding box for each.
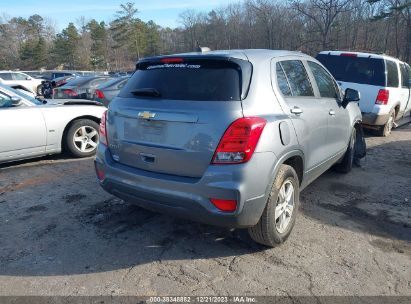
[379,109,395,137]
[248,164,300,247]
[65,119,100,158]
[36,85,43,96]
[336,127,356,174]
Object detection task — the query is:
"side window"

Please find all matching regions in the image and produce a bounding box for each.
[280,60,314,97]
[386,60,399,88]
[12,73,28,81]
[307,61,338,98]
[0,92,12,108]
[400,64,410,88]
[117,79,128,89]
[90,78,109,87]
[276,63,292,96]
[0,73,13,80]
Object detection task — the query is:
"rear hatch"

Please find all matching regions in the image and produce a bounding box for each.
[316,53,386,113]
[107,55,252,178]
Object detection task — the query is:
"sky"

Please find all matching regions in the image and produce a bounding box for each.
[0,0,236,30]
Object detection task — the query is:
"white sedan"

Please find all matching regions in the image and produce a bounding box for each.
[0,84,106,164]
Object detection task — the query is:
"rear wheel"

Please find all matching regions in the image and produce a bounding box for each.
[248,164,299,247]
[379,109,395,137]
[65,119,100,158]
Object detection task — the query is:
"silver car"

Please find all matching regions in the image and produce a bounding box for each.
[0,85,106,163]
[95,50,365,246]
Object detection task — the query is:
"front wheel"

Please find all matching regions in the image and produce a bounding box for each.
[248,164,299,247]
[336,127,356,173]
[65,119,100,158]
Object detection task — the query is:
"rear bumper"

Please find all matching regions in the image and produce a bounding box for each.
[361,112,390,126]
[94,145,276,228]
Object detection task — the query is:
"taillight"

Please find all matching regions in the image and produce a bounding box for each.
[375,89,389,105]
[63,89,78,97]
[99,111,108,146]
[210,199,237,212]
[212,117,266,164]
[95,89,105,99]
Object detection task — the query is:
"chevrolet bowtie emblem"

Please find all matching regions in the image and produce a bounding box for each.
[138,111,156,119]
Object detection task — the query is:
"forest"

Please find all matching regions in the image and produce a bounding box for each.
[0,0,410,72]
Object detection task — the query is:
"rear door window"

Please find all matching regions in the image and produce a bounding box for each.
[120,58,252,101]
[276,63,292,96]
[280,60,314,97]
[307,61,338,98]
[316,54,385,86]
[386,60,399,88]
[400,64,410,88]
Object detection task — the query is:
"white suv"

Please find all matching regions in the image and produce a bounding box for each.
[0,71,44,95]
[317,51,411,136]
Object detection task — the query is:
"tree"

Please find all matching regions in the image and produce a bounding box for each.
[111,2,142,59]
[53,23,81,69]
[291,0,352,49]
[88,20,108,69]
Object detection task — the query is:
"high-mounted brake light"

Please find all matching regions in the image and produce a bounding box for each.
[375,89,389,105]
[95,89,105,99]
[210,199,237,212]
[99,110,108,146]
[212,117,266,164]
[340,53,357,57]
[160,57,184,64]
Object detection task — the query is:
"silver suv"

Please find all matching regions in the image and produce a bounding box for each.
[95,50,364,247]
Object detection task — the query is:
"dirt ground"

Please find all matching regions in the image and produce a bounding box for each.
[0,124,410,297]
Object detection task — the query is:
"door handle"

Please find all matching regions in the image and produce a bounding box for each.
[329,110,336,116]
[290,107,303,115]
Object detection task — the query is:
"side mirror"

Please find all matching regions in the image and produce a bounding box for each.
[10,96,22,106]
[25,76,31,80]
[342,88,360,108]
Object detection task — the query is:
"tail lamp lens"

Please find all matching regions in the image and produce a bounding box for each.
[212,117,266,164]
[95,89,105,99]
[375,89,389,105]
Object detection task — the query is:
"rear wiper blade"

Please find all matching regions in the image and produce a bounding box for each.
[131,88,161,97]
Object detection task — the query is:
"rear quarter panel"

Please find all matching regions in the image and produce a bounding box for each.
[39,105,106,152]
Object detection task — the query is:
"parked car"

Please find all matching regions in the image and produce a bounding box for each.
[0,71,44,95]
[317,51,411,136]
[34,71,76,81]
[94,49,365,247]
[94,76,130,107]
[53,76,112,100]
[0,84,105,163]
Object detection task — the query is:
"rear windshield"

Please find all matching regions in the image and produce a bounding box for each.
[98,77,129,89]
[316,54,385,86]
[64,77,109,87]
[119,58,252,101]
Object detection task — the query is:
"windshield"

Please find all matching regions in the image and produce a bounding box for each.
[316,54,385,86]
[120,58,252,101]
[1,85,42,105]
